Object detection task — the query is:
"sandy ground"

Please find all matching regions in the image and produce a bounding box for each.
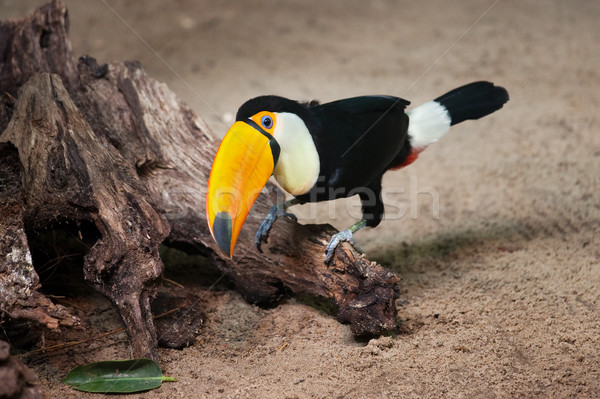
[2,0,600,397]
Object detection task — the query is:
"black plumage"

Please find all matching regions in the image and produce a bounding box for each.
[434,81,509,125]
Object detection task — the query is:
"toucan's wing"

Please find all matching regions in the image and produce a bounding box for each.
[303,96,410,199]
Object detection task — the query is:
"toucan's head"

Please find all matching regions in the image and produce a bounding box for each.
[206,96,320,256]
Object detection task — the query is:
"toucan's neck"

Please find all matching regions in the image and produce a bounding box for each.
[271,112,320,196]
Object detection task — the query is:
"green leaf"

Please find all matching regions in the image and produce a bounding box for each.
[63,358,176,393]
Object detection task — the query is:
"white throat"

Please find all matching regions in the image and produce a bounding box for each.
[270,112,320,196]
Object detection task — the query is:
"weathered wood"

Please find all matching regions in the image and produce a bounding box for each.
[0,142,76,330]
[0,0,77,97]
[0,0,402,360]
[0,340,43,399]
[1,73,170,360]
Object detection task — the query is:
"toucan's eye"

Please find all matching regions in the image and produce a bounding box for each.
[261,115,273,129]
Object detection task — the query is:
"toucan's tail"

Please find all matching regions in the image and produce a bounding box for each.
[406,81,509,151]
[394,82,508,169]
[434,81,509,126]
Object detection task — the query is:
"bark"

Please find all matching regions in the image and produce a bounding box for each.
[0,0,401,360]
[0,142,76,331]
[0,340,44,399]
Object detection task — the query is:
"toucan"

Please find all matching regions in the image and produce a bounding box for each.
[206,81,509,262]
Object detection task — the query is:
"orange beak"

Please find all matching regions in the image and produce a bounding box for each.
[206,120,280,256]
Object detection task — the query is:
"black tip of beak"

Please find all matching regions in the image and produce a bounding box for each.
[212,211,232,256]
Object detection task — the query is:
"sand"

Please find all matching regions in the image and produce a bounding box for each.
[3,0,600,397]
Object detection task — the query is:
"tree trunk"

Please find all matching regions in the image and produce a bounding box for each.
[0,1,401,360]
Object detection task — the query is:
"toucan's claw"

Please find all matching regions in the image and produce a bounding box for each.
[324,229,364,264]
[255,204,297,252]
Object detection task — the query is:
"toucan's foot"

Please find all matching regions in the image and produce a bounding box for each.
[324,219,367,263]
[324,229,364,264]
[255,201,298,252]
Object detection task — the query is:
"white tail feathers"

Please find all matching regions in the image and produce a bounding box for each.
[406,101,451,149]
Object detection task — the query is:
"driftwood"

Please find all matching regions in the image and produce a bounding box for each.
[0,1,401,360]
[0,340,43,399]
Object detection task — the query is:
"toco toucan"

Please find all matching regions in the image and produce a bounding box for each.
[206,81,509,262]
